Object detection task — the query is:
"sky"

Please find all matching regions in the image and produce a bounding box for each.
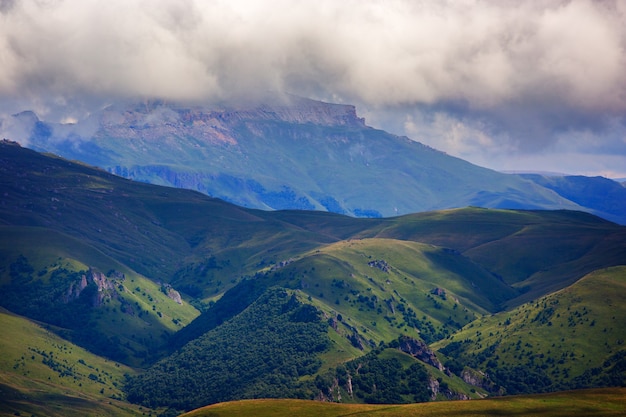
[1,0,625,178]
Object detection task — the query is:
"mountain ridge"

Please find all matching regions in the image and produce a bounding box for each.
[5,95,594,218]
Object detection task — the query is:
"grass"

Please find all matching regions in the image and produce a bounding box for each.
[434,266,626,388]
[0,225,200,367]
[3,142,626,411]
[273,237,507,351]
[181,387,626,417]
[0,309,148,417]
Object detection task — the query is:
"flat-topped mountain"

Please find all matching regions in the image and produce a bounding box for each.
[10,95,584,218]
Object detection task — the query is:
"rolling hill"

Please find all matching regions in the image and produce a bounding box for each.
[1,140,626,413]
[180,388,626,417]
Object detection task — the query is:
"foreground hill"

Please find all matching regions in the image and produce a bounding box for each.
[181,388,626,417]
[13,95,585,217]
[1,141,626,413]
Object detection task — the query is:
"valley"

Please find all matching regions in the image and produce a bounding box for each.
[1,139,625,415]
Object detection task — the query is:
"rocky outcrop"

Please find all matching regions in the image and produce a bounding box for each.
[90,269,118,306]
[161,283,183,305]
[61,268,125,307]
[397,335,444,371]
[428,376,470,401]
[461,368,501,394]
[368,259,389,273]
[63,274,89,303]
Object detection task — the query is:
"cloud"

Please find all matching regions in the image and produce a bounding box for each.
[1,0,625,174]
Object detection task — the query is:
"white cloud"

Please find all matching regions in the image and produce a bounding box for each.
[1,0,625,175]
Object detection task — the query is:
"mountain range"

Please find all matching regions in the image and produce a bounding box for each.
[7,95,626,223]
[1,139,625,415]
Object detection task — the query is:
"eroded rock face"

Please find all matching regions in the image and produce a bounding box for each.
[62,268,121,307]
[461,368,501,394]
[161,283,183,305]
[397,335,444,371]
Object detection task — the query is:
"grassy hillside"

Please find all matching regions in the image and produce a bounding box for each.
[0,309,147,417]
[2,141,626,412]
[521,174,626,224]
[434,266,626,393]
[0,226,199,366]
[3,141,624,307]
[370,208,626,306]
[181,387,626,417]
[264,238,515,346]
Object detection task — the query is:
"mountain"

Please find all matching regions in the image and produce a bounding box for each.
[8,95,586,218]
[1,141,626,413]
[520,174,626,225]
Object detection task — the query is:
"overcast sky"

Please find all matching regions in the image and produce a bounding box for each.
[1,0,625,177]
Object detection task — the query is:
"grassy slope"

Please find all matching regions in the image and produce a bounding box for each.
[181,387,626,417]
[368,208,626,307]
[270,238,514,347]
[0,225,200,367]
[0,309,147,417]
[3,142,624,307]
[2,142,626,410]
[433,266,626,391]
[0,141,343,295]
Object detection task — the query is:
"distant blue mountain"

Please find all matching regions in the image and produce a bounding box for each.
[520,174,626,224]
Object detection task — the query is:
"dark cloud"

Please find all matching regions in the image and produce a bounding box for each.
[1,0,625,176]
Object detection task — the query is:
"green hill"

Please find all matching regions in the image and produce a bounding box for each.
[434,266,626,394]
[0,226,200,367]
[181,388,626,417]
[0,309,145,417]
[1,140,626,413]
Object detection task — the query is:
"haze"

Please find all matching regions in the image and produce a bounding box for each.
[1,0,625,177]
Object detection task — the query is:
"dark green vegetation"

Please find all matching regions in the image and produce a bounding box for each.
[435,266,626,395]
[182,388,626,417]
[1,140,626,414]
[17,96,601,218]
[126,289,331,410]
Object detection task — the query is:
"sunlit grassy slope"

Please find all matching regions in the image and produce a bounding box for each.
[434,266,626,393]
[3,141,625,308]
[0,309,146,417]
[181,387,626,417]
[261,238,515,348]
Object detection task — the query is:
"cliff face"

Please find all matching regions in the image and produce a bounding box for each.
[397,336,444,371]
[94,95,364,146]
